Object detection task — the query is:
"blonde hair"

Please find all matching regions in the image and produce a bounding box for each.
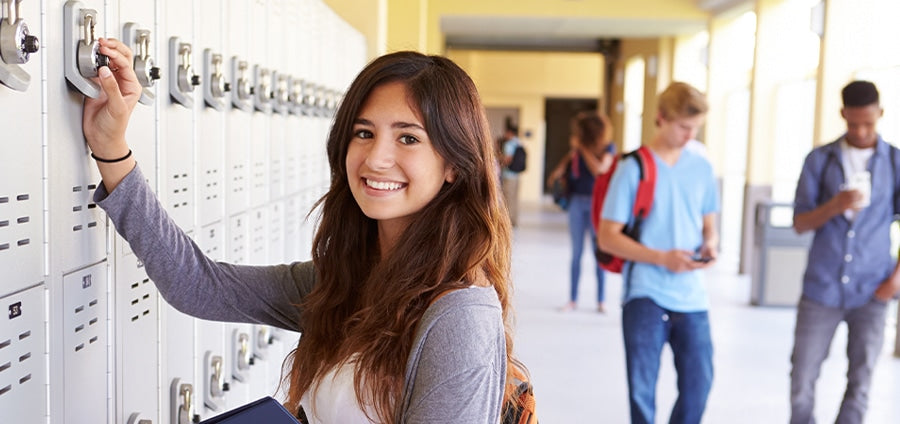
[658,82,708,121]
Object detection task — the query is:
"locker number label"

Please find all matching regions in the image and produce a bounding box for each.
[8,301,22,319]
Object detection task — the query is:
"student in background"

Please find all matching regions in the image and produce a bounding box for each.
[790,80,900,424]
[501,123,524,226]
[597,82,719,424]
[81,39,523,423]
[547,111,615,312]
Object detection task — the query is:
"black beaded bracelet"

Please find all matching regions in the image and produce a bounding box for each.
[91,149,133,163]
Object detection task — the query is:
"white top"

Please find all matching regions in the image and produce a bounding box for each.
[300,356,378,423]
[840,139,875,221]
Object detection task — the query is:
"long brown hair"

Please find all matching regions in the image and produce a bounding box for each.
[284,51,515,422]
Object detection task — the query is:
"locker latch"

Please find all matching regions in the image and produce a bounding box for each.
[64,1,105,97]
[126,413,153,424]
[289,78,303,115]
[123,23,159,105]
[232,331,251,382]
[0,0,39,90]
[169,37,199,107]
[203,352,227,411]
[171,379,200,424]
[203,49,229,110]
[253,65,271,112]
[273,72,290,114]
[254,325,271,360]
[230,56,252,112]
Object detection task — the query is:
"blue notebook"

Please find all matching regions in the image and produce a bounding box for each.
[200,396,299,423]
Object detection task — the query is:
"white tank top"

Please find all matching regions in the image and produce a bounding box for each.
[299,357,379,423]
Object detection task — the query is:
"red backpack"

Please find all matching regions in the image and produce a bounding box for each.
[590,146,657,273]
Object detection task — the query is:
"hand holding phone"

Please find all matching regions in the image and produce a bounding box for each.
[691,253,713,263]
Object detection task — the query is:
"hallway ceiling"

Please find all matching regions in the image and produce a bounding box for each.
[441,0,748,52]
[442,15,708,51]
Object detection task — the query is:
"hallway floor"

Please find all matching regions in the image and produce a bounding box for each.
[512,204,900,423]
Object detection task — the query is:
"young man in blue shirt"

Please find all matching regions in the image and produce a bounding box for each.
[790,80,900,424]
[598,82,720,424]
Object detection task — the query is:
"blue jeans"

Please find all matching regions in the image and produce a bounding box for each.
[567,194,605,303]
[789,296,888,424]
[622,298,713,424]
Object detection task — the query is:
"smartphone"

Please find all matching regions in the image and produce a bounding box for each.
[691,253,713,263]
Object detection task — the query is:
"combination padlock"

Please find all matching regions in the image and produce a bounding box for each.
[235,60,251,101]
[76,11,107,78]
[176,43,199,93]
[209,53,228,98]
[133,30,159,88]
[0,0,39,65]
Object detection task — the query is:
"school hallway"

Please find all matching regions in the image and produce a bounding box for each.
[512,203,900,424]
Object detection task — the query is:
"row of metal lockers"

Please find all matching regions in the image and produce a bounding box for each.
[1,0,366,422]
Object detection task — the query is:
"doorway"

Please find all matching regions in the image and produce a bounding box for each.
[543,98,599,195]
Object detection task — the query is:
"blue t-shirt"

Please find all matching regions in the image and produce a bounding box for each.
[601,148,720,312]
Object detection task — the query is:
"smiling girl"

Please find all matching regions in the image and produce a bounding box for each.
[83,41,520,423]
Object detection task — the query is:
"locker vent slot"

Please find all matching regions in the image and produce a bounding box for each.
[0,244,8,251]
[72,186,82,192]
[16,217,29,224]
[18,353,30,362]
[0,384,10,396]
[89,299,97,307]
[73,206,83,212]
[18,374,31,384]
[17,239,29,246]
[0,362,11,372]
[74,305,84,314]
[0,220,8,227]
[75,343,84,352]
[89,336,97,344]
[18,331,29,340]
[87,204,97,209]
[15,194,28,201]
[87,184,97,190]
[0,197,7,203]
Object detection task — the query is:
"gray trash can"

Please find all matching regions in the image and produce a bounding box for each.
[750,202,813,307]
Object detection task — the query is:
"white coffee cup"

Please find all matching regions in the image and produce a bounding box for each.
[843,171,871,208]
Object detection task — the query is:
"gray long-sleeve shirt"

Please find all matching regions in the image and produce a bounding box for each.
[95,165,506,423]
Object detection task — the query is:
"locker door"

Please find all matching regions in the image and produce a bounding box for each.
[114,251,159,424]
[62,263,109,423]
[248,0,270,209]
[0,285,46,424]
[113,1,159,193]
[248,206,268,265]
[196,0,226,227]
[193,226,228,420]
[268,200,284,264]
[159,0,197,230]
[0,0,43,295]
[283,195,301,262]
[51,0,109,278]
[224,0,251,216]
[227,212,248,265]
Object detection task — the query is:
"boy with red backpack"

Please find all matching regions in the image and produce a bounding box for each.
[596,82,720,424]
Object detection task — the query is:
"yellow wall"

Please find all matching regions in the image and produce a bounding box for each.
[609,38,675,149]
[322,0,384,58]
[447,50,604,204]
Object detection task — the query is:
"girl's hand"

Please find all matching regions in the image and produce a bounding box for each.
[82,38,142,159]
